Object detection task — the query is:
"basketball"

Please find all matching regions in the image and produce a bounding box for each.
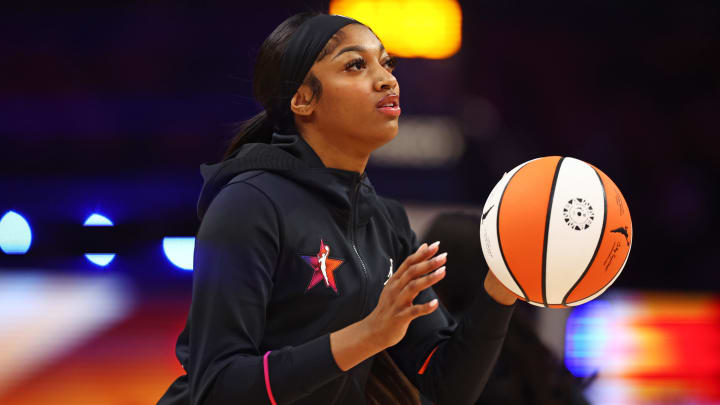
[479,156,633,307]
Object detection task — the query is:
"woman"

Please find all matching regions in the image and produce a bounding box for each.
[157,12,517,405]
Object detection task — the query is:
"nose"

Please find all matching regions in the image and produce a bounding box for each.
[374,68,398,92]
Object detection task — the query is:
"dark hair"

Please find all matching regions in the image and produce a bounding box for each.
[222,12,353,161]
[366,350,421,405]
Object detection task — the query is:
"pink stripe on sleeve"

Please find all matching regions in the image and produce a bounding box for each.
[263,351,278,405]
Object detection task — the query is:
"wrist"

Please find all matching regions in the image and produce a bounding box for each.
[330,318,384,371]
[484,270,517,306]
[359,315,387,353]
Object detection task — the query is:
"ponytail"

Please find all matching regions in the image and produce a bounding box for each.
[222,12,346,162]
[222,110,274,161]
[366,350,421,405]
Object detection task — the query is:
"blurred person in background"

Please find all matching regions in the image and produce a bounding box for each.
[423,212,593,405]
[157,12,518,405]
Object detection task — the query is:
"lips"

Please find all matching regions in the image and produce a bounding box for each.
[376,94,401,117]
[376,94,399,108]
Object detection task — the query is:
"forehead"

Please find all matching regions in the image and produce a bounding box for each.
[335,24,381,48]
[317,24,383,61]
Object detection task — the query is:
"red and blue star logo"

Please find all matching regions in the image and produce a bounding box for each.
[301,239,344,294]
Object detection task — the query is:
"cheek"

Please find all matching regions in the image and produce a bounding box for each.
[320,81,372,118]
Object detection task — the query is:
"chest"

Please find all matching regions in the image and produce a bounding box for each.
[263,206,405,342]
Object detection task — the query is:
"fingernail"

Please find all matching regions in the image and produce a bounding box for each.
[429,299,438,306]
[429,241,440,250]
[435,266,446,276]
[434,252,447,263]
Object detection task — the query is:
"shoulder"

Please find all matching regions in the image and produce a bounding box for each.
[375,196,419,254]
[376,196,412,230]
[199,170,282,239]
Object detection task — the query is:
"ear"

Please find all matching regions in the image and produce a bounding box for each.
[290,84,315,117]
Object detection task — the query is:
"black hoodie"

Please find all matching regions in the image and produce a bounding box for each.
[157,133,515,405]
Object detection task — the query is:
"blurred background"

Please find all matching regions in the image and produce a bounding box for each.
[1,1,718,404]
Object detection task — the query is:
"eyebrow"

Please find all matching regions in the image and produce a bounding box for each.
[331,43,386,60]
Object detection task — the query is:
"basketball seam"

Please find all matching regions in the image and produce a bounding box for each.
[497,165,528,301]
[542,157,565,308]
[567,257,624,306]
[562,165,608,305]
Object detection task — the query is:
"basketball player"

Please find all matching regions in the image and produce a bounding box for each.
[158,12,517,405]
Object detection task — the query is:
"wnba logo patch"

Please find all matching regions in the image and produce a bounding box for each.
[300,239,344,294]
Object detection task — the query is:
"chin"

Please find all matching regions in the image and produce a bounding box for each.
[367,124,398,150]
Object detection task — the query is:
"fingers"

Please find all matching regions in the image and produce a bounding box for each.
[411,252,447,278]
[400,298,439,319]
[383,241,446,311]
[393,241,440,281]
[401,265,445,302]
[404,242,439,269]
[398,251,447,288]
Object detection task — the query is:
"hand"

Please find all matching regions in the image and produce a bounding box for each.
[364,241,447,350]
[484,268,517,306]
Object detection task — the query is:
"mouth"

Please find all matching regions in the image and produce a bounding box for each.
[376,94,401,117]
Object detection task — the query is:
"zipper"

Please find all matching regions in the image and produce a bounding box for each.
[350,174,369,319]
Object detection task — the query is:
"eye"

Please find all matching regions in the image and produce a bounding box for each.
[383,56,398,71]
[345,57,367,71]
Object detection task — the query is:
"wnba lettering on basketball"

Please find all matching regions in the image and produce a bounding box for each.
[603,241,621,272]
[482,229,493,259]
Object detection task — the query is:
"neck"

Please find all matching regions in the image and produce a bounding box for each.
[300,127,370,174]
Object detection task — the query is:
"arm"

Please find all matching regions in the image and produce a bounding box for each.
[380,202,516,405]
[188,181,345,404]
[388,265,516,404]
[390,282,515,405]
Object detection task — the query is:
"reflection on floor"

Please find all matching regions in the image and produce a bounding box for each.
[1,272,719,404]
[0,271,187,405]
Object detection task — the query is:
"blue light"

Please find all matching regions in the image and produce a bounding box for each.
[84,254,116,267]
[0,210,33,254]
[83,213,114,226]
[83,213,115,267]
[564,299,611,378]
[163,237,195,271]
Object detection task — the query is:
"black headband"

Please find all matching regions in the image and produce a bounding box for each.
[271,14,358,132]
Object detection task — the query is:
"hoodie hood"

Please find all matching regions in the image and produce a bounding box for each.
[196,133,378,226]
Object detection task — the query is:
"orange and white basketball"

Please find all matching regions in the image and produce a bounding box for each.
[479,156,633,307]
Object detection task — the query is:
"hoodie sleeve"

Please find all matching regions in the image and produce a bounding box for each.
[382,200,516,405]
[188,179,344,405]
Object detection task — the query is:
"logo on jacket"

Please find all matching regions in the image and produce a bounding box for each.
[301,239,344,294]
[385,258,394,285]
